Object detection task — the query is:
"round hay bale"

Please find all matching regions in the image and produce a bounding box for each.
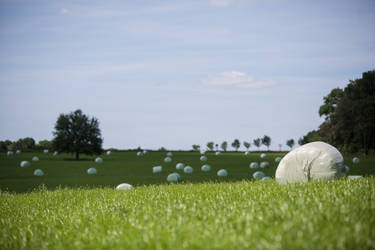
[95,157,103,163]
[261,176,272,180]
[217,169,228,177]
[200,156,207,162]
[16,150,21,154]
[184,166,193,174]
[253,171,265,180]
[249,162,259,169]
[20,161,31,168]
[53,151,58,156]
[167,173,181,182]
[275,157,282,163]
[352,157,360,164]
[275,141,347,184]
[260,153,267,159]
[260,161,270,168]
[153,166,162,173]
[176,163,185,170]
[7,151,14,156]
[106,151,112,155]
[167,152,173,157]
[43,149,49,154]
[33,169,44,176]
[164,157,172,163]
[116,183,133,190]
[245,151,251,156]
[201,164,211,172]
[87,168,97,174]
[215,151,221,156]
[32,156,39,161]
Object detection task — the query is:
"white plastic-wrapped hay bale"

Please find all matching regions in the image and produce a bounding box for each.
[143,150,148,154]
[201,164,211,172]
[275,141,347,184]
[176,163,185,170]
[53,151,58,156]
[116,183,133,190]
[137,151,143,157]
[184,166,193,174]
[262,176,272,181]
[43,149,49,154]
[245,151,251,156]
[217,169,228,177]
[87,168,97,174]
[200,150,206,155]
[260,153,267,159]
[167,173,181,182]
[32,156,39,161]
[200,156,207,162]
[215,151,221,156]
[34,169,44,176]
[153,166,162,173]
[260,161,270,168]
[253,171,265,180]
[106,151,112,156]
[20,161,31,168]
[275,157,282,163]
[352,157,360,164]
[348,175,362,179]
[95,157,103,163]
[167,152,173,157]
[164,157,172,163]
[16,150,21,154]
[249,162,259,169]
[7,151,14,156]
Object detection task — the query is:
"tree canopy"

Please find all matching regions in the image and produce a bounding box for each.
[52,109,103,160]
[261,135,271,151]
[300,70,375,155]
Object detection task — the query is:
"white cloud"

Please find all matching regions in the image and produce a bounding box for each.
[201,71,274,88]
[60,8,71,15]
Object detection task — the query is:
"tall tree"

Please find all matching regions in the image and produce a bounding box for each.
[232,139,241,151]
[215,143,219,151]
[221,141,228,152]
[52,110,103,160]
[261,135,271,151]
[253,138,261,151]
[286,139,295,150]
[207,142,214,151]
[192,144,200,151]
[243,141,251,151]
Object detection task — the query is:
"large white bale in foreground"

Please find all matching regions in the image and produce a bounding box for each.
[116,183,133,190]
[275,141,346,184]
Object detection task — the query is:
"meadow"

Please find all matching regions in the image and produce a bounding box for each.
[1,151,375,249]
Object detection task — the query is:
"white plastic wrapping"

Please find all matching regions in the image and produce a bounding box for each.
[7,151,14,156]
[164,157,172,163]
[217,169,228,177]
[215,151,221,156]
[176,163,185,170]
[245,151,251,156]
[261,176,272,180]
[106,151,112,155]
[87,168,97,174]
[34,169,44,176]
[260,153,267,159]
[352,157,360,164]
[32,156,39,161]
[184,166,193,174]
[274,157,282,163]
[200,156,207,162]
[137,152,143,157]
[153,166,162,173]
[253,171,264,180]
[53,151,59,156]
[260,161,270,168]
[116,183,133,190]
[167,152,173,157]
[275,141,346,184]
[20,161,31,168]
[95,157,103,163]
[16,150,21,154]
[201,164,211,172]
[167,173,181,182]
[249,162,259,169]
[43,149,49,154]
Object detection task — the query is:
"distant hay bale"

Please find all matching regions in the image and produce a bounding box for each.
[249,162,259,169]
[7,151,14,156]
[20,161,31,168]
[245,151,251,156]
[352,157,360,164]
[253,171,265,180]
[167,173,181,182]
[215,151,221,156]
[184,166,193,174]
[274,157,282,163]
[217,169,228,177]
[106,151,112,155]
[32,156,39,161]
[95,157,103,163]
[116,183,133,190]
[43,149,49,154]
[201,164,211,172]
[261,176,272,180]
[16,150,21,154]
[137,152,143,157]
[87,168,97,174]
[34,169,44,176]
[260,153,267,159]
[153,166,162,173]
[260,161,270,168]
[164,157,172,163]
[200,156,207,162]
[176,163,185,170]
[167,152,173,157]
[53,151,59,156]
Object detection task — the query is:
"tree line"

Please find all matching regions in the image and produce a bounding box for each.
[192,135,297,152]
[299,70,375,155]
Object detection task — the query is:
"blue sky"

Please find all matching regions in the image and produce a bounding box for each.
[0,0,374,150]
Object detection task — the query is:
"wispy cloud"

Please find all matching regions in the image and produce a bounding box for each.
[201,71,274,88]
[60,8,71,15]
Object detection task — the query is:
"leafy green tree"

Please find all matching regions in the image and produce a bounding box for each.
[37,140,52,151]
[253,138,261,151]
[243,141,250,151]
[231,139,240,151]
[8,137,35,152]
[52,110,103,160]
[261,135,271,151]
[221,141,228,152]
[207,142,214,151]
[192,144,200,151]
[286,139,295,150]
[0,140,12,152]
[318,88,344,120]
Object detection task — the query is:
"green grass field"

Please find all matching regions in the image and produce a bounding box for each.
[1,151,375,249]
[1,151,374,193]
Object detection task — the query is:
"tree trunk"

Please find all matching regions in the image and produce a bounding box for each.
[75,151,79,160]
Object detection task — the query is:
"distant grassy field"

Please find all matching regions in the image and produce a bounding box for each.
[0,151,374,193]
[1,178,374,249]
